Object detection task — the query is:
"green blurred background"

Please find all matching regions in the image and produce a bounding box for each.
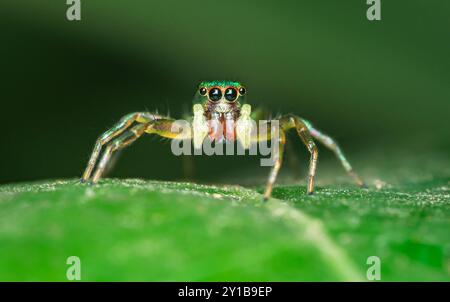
[1,0,449,184]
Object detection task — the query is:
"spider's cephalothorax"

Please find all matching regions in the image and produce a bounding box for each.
[81,80,366,200]
[195,81,247,142]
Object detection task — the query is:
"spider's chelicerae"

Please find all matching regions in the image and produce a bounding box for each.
[81,80,365,200]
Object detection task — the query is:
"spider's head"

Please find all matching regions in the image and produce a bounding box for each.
[195,81,247,116]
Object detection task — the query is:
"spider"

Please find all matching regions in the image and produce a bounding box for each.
[81,80,365,200]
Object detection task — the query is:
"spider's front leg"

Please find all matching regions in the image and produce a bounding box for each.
[237,107,317,199]
[279,115,319,195]
[260,114,366,200]
[81,112,181,184]
[257,115,318,199]
[81,112,156,182]
[305,121,366,188]
[90,123,148,183]
[260,123,287,200]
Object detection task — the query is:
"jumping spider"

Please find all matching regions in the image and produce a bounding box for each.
[81,80,365,200]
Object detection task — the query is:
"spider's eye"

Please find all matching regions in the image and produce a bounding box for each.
[208,87,222,102]
[224,87,238,102]
[199,87,207,96]
[238,87,246,96]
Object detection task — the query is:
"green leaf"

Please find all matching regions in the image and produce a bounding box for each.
[0,176,448,281]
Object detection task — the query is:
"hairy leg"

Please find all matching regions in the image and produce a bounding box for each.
[305,121,366,187]
[280,115,319,195]
[81,112,158,182]
[145,118,191,139]
[91,123,147,184]
[83,116,189,184]
[263,130,286,200]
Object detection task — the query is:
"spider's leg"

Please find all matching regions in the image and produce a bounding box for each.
[306,123,366,187]
[81,112,156,182]
[91,123,148,184]
[87,117,189,184]
[262,128,286,200]
[144,118,191,140]
[243,119,286,200]
[280,115,319,195]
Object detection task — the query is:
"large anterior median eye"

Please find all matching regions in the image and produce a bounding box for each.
[224,87,238,102]
[208,87,222,102]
